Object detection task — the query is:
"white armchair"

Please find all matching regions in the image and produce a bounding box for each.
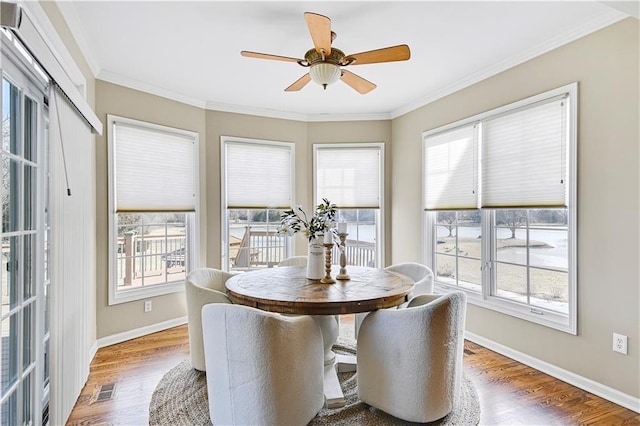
[184,268,235,371]
[277,255,308,267]
[202,303,324,425]
[357,291,467,423]
[355,262,434,338]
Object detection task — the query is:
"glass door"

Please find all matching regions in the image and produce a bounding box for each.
[1,30,49,426]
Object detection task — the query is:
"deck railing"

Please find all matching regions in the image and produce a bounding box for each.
[229,226,376,271]
[116,233,186,285]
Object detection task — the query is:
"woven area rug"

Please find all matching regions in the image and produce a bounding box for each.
[149,340,480,425]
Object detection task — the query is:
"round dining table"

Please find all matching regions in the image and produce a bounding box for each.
[225,265,414,408]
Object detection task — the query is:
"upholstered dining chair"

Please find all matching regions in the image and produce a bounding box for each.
[184,268,235,371]
[277,255,308,267]
[202,303,325,425]
[354,262,434,338]
[356,291,467,423]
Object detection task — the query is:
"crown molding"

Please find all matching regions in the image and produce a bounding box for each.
[54,0,100,78]
[97,69,208,109]
[390,8,627,119]
[205,100,391,122]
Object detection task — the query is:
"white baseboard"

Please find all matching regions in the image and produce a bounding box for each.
[465,331,640,414]
[96,316,188,349]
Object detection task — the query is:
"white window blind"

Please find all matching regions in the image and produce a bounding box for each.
[315,146,381,208]
[112,119,197,212]
[224,140,293,209]
[482,95,568,208]
[423,124,478,210]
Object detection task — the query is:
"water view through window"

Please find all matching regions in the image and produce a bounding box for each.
[434,209,569,314]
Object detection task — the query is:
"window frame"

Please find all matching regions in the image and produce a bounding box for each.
[313,143,385,268]
[220,136,295,272]
[423,83,577,334]
[107,115,200,305]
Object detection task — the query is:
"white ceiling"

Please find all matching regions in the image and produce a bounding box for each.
[58,1,632,121]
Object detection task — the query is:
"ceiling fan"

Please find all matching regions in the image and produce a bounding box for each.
[241,12,411,94]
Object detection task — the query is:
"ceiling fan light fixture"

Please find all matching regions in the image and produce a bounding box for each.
[309,62,341,89]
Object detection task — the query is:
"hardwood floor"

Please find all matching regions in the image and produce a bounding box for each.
[66,319,639,425]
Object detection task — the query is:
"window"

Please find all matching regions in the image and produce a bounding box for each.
[221,137,293,271]
[423,84,576,333]
[108,115,199,304]
[314,144,384,267]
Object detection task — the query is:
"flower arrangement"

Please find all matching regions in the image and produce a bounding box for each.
[279,198,337,242]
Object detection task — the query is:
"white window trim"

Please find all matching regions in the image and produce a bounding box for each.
[423,83,577,334]
[220,136,295,271]
[107,115,200,305]
[313,143,385,268]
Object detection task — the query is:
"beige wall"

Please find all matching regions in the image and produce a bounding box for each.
[94,81,207,338]
[391,18,639,397]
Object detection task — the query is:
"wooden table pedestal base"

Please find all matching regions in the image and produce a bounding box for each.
[313,315,356,408]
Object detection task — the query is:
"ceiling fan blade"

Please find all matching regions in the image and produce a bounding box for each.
[340,70,376,94]
[285,73,312,92]
[304,12,332,55]
[241,51,302,63]
[345,44,411,65]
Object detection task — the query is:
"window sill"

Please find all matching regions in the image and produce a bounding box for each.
[434,282,576,335]
[108,281,185,305]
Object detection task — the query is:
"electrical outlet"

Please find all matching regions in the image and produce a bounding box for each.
[613,333,627,355]
[144,300,152,313]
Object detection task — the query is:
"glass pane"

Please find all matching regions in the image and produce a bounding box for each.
[1,389,18,426]
[495,209,528,235]
[457,225,481,259]
[495,262,527,304]
[142,224,166,255]
[44,282,50,334]
[3,78,21,155]
[140,255,164,284]
[436,212,457,237]
[435,225,456,254]
[2,314,19,393]
[529,228,568,270]
[117,256,142,288]
[2,236,20,311]
[23,165,35,230]
[496,227,528,265]
[166,263,187,283]
[23,371,33,426]
[2,79,10,152]
[118,212,191,283]
[43,338,50,387]
[530,268,568,313]
[3,158,21,233]
[23,303,33,369]
[355,209,375,242]
[23,96,36,162]
[43,231,48,281]
[458,257,482,290]
[435,253,456,285]
[23,234,34,299]
[458,210,481,225]
[530,208,567,226]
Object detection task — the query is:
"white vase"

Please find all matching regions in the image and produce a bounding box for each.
[307,236,324,280]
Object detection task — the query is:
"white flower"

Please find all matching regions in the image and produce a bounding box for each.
[278,225,294,236]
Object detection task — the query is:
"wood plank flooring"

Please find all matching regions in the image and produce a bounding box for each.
[66,318,639,425]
